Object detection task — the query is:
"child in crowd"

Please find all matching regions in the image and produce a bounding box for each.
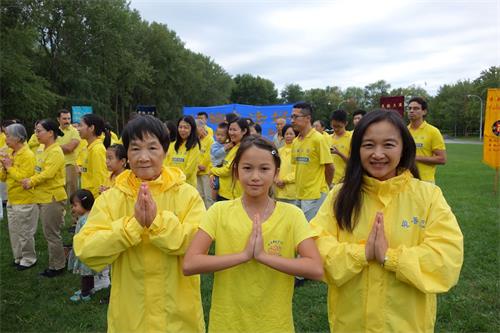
[184,136,323,332]
[210,122,230,200]
[99,144,127,194]
[68,189,95,302]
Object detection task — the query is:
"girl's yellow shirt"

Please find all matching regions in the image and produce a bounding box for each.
[74,167,205,333]
[30,143,67,203]
[210,143,241,199]
[311,171,463,333]
[81,139,107,198]
[164,141,201,187]
[0,144,36,204]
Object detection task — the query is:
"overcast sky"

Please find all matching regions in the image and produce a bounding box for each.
[130,0,499,96]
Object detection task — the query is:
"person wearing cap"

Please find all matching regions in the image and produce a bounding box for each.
[0,123,38,270]
[22,119,67,278]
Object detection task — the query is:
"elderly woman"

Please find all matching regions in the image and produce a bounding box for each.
[22,119,67,278]
[74,116,206,333]
[0,124,38,270]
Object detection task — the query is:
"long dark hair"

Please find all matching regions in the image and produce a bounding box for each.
[81,114,111,148]
[334,109,419,231]
[174,115,200,152]
[228,117,250,144]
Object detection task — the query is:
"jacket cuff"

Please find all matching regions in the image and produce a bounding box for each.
[123,217,146,245]
[383,248,399,272]
[355,244,369,266]
[148,211,179,236]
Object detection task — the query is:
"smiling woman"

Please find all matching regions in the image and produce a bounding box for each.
[74,115,206,333]
[311,110,464,333]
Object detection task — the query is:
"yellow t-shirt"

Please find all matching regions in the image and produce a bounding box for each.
[291,129,333,200]
[81,139,108,198]
[164,141,201,187]
[408,121,446,182]
[30,143,67,203]
[206,126,214,139]
[330,131,352,184]
[56,125,81,165]
[198,135,214,176]
[210,143,242,200]
[0,144,36,204]
[201,199,315,333]
[275,143,296,200]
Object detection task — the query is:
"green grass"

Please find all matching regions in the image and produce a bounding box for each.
[0,143,498,332]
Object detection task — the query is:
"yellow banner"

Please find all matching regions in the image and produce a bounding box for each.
[483,88,500,169]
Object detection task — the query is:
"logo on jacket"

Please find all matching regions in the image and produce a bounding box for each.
[401,216,426,229]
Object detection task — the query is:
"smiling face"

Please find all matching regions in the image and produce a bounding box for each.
[237,146,278,199]
[127,133,166,181]
[228,122,246,144]
[360,120,403,181]
[178,120,192,141]
[284,126,296,145]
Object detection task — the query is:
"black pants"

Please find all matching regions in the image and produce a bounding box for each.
[81,275,94,296]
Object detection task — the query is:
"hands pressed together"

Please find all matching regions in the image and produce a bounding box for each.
[134,183,157,228]
[242,214,267,262]
[365,212,389,265]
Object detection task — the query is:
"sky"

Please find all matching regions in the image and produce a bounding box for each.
[129,0,499,96]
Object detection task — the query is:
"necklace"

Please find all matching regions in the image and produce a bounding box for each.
[241,196,275,222]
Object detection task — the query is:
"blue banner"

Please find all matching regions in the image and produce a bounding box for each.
[71,106,93,123]
[183,103,294,140]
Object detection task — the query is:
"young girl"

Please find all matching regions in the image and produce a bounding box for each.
[311,110,463,332]
[164,115,201,187]
[184,136,323,332]
[99,144,127,194]
[78,114,110,198]
[68,189,95,302]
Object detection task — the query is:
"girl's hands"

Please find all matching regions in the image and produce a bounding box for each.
[134,183,157,228]
[241,214,267,262]
[365,212,388,264]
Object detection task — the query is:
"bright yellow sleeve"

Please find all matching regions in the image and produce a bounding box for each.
[28,134,39,152]
[383,187,463,293]
[30,148,65,187]
[210,146,235,177]
[282,164,296,184]
[183,145,201,181]
[87,144,108,197]
[310,190,368,286]
[4,149,35,181]
[148,184,205,255]
[73,191,145,272]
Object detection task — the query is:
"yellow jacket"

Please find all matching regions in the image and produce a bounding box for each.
[74,167,205,333]
[164,141,201,187]
[81,139,108,198]
[198,134,214,176]
[30,143,67,203]
[311,171,463,333]
[275,143,296,200]
[0,144,36,204]
[27,133,41,153]
[210,143,241,199]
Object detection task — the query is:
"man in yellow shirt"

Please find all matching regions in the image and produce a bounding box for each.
[291,102,334,221]
[196,111,214,138]
[56,109,81,199]
[407,97,446,182]
[329,109,352,184]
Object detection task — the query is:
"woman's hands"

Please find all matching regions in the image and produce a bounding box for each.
[134,183,157,228]
[365,212,388,265]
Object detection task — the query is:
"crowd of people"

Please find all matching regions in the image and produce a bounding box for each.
[0,98,463,332]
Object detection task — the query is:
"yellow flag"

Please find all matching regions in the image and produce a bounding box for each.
[483,88,500,168]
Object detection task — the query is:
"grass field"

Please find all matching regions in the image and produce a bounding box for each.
[0,143,498,332]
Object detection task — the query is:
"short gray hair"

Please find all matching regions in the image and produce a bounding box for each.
[5,123,28,142]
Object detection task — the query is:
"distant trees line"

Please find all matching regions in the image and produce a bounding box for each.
[1,0,498,136]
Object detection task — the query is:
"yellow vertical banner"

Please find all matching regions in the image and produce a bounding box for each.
[483,88,500,168]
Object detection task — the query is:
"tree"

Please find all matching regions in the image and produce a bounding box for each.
[230,74,278,105]
[280,83,304,104]
[364,80,391,109]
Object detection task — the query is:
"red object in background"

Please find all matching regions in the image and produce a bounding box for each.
[380,96,405,117]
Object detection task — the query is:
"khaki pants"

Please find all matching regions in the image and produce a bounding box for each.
[7,204,39,266]
[197,174,213,209]
[39,200,66,270]
[65,164,78,200]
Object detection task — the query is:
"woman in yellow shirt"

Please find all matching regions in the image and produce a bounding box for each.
[184,136,323,332]
[0,124,38,270]
[74,116,205,332]
[210,118,250,200]
[311,110,463,332]
[275,124,298,205]
[22,119,67,278]
[164,116,201,187]
[78,114,110,198]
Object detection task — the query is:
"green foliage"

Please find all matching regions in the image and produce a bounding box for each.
[230,74,278,105]
[280,83,305,104]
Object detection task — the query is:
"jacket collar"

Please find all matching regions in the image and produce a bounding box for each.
[361,170,413,207]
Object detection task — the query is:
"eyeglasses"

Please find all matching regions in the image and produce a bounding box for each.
[290,114,307,120]
[407,106,422,111]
